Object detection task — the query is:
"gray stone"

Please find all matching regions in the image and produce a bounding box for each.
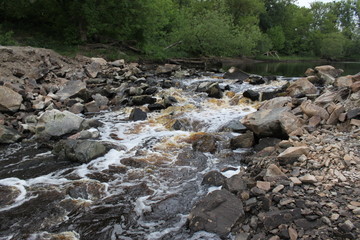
[35,109,84,138]
[261,208,302,230]
[56,80,87,101]
[230,131,254,149]
[196,82,223,98]
[85,61,101,78]
[223,67,250,81]
[286,78,317,97]
[188,189,245,236]
[241,107,302,139]
[0,86,23,112]
[243,90,259,101]
[53,139,108,163]
[0,125,21,143]
[155,64,181,75]
[202,171,226,186]
[129,108,147,121]
[259,97,291,110]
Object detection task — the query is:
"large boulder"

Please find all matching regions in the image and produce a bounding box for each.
[286,78,317,97]
[55,80,87,101]
[0,86,23,112]
[196,82,223,98]
[35,109,85,138]
[223,67,250,81]
[188,189,245,237]
[230,131,255,149]
[300,101,329,120]
[241,107,302,139]
[0,125,21,143]
[259,97,292,110]
[53,139,108,163]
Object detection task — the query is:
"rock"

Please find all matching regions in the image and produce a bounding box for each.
[92,94,109,110]
[84,101,100,113]
[155,64,181,75]
[224,174,248,194]
[131,95,156,106]
[241,107,302,139]
[286,78,317,97]
[53,139,108,163]
[129,108,147,121]
[219,119,247,133]
[163,96,178,107]
[230,131,254,149]
[315,65,343,80]
[148,103,166,111]
[288,226,298,240]
[243,90,259,101]
[35,109,84,138]
[223,67,250,81]
[278,146,310,160]
[248,75,265,85]
[347,108,360,119]
[338,220,355,232]
[256,181,271,191]
[289,177,302,185]
[188,189,245,236]
[90,57,107,66]
[335,75,353,88]
[85,61,101,78]
[265,164,287,180]
[326,104,345,125]
[69,103,84,114]
[298,174,317,184]
[305,68,315,76]
[56,80,87,101]
[308,115,322,127]
[192,133,218,153]
[259,97,291,110]
[350,119,360,126]
[0,185,21,206]
[0,86,23,112]
[351,81,360,92]
[202,171,226,186]
[0,125,21,143]
[300,101,329,120]
[261,208,301,230]
[254,137,281,152]
[109,59,125,67]
[196,82,223,98]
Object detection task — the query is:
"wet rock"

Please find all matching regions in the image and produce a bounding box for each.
[66,180,106,200]
[286,78,317,97]
[259,97,291,110]
[241,107,302,139]
[219,119,247,133]
[188,189,245,237]
[0,86,23,112]
[300,100,329,120]
[202,171,226,186]
[35,109,84,138]
[261,208,302,230]
[155,64,181,75]
[243,90,260,101]
[223,67,250,81]
[55,80,87,101]
[148,103,166,111]
[192,133,218,153]
[0,124,21,143]
[176,149,208,171]
[230,131,255,149]
[121,157,148,168]
[196,82,223,98]
[224,174,248,194]
[53,139,109,163]
[248,75,265,85]
[131,95,156,106]
[164,96,178,107]
[0,185,21,206]
[129,108,147,121]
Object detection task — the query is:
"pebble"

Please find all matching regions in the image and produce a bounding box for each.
[272,185,284,193]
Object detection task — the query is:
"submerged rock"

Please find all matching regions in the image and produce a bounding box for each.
[129,108,147,121]
[0,125,21,143]
[53,139,109,163]
[188,189,245,237]
[35,109,84,138]
[0,86,23,112]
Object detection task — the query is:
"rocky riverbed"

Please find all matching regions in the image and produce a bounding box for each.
[0,46,359,240]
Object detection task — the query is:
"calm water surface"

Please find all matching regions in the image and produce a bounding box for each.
[228,61,360,77]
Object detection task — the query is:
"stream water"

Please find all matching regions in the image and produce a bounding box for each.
[0,74,290,240]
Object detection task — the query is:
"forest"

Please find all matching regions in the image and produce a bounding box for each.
[0,0,359,60]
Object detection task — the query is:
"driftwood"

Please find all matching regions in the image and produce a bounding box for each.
[264,51,280,60]
[164,41,183,50]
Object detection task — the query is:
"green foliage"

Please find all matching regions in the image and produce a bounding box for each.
[267,26,285,51]
[320,32,347,59]
[0,25,16,45]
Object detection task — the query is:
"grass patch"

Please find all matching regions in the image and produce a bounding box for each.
[255,55,321,62]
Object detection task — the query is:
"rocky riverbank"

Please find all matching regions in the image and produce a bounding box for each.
[0,46,359,239]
